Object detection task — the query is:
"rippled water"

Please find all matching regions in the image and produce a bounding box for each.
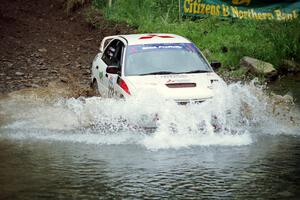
[0,81,300,199]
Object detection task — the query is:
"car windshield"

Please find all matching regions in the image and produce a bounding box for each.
[124,43,212,76]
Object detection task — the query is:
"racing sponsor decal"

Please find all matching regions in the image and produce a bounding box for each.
[128,43,200,56]
[161,74,188,79]
[166,79,175,83]
[99,71,103,79]
[166,79,191,84]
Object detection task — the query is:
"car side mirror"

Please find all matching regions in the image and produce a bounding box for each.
[210,61,221,70]
[106,66,120,75]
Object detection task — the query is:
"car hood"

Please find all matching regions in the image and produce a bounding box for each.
[124,73,221,101]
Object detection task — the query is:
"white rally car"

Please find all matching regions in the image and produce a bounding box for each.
[91,34,223,104]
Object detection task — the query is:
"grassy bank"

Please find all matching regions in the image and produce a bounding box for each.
[91,0,300,77]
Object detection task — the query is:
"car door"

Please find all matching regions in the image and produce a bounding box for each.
[92,39,118,97]
[106,40,125,97]
[95,39,125,97]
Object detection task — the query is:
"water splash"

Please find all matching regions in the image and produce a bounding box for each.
[0,81,299,149]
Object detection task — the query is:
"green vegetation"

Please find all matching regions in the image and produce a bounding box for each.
[91,0,300,76]
[84,6,102,28]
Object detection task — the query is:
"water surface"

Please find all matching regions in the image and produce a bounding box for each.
[0,81,299,199]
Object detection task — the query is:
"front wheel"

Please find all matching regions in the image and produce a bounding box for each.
[90,79,100,97]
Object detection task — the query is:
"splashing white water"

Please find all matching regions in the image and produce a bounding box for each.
[0,81,299,149]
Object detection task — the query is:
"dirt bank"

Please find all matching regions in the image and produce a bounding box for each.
[0,0,135,95]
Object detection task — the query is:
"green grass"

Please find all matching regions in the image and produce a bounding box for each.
[91,0,300,75]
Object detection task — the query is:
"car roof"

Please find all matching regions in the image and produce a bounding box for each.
[117,34,191,45]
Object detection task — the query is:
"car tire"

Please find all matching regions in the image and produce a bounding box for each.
[90,79,100,97]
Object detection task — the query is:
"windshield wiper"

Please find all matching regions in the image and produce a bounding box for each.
[140,71,180,76]
[183,70,211,74]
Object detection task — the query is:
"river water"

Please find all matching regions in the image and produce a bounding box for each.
[0,80,299,199]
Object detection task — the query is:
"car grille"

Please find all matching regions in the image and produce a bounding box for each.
[165,83,196,88]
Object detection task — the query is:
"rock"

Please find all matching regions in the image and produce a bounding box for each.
[39,66,48,70]
[6,76,12,80]
[38,48,47,53]
[276,191,293,198]
[240,56,277,77]
[60,76,68,83]
[80,65,89,69]
[7,62,13,67]
[84,38,93,41]
[283,94,294,104]
[15,71,24,76]
[31,52,41,58]
[83,69,90,75]
[280,59,300,73]
[38,59,45,65]
[0,73,5,76]
[33,79,40,83]
[24,83,31,87]
[50,70,58,74]
[64,62,71,66]
[75,61,81,68]
[272,94,294,105]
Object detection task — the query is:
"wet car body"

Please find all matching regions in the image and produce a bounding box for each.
[91,33,224,104]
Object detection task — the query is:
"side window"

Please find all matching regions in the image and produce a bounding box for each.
[102,39,125,67]
[102,40,118,66]
[113,41,125,67]
[103,39,113,49]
